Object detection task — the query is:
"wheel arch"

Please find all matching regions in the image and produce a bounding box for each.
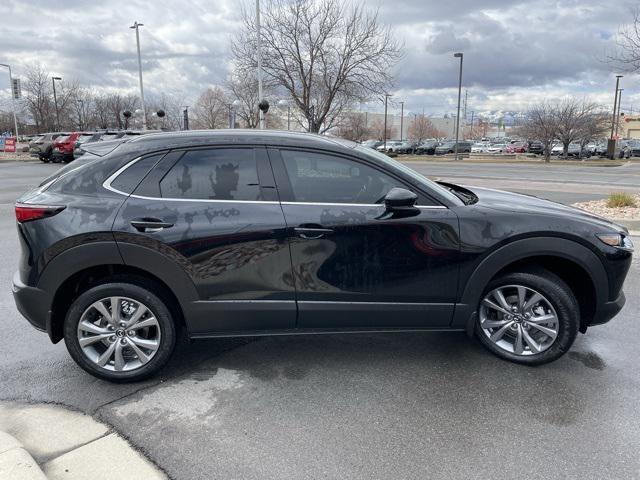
[38,242,197,343]
[453,237,607,335]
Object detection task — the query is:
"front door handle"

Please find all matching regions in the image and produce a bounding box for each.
[294,225,334,240]
[130,218,174,233]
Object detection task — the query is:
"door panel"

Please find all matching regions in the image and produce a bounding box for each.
[112,147,296,335]
[270,148,461,329]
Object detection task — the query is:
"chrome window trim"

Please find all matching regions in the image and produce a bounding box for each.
[103,156,447,209]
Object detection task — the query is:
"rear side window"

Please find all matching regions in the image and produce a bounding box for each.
[159,148,261,201]
[110,154,165,194]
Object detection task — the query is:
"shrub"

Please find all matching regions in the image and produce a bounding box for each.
[607,192,637,208]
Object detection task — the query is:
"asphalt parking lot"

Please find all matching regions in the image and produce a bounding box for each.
[1,160,639,480]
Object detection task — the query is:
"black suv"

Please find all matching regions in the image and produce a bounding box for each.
[13,131,633,382]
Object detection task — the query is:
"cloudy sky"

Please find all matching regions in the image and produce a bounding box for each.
[1,0,639,116]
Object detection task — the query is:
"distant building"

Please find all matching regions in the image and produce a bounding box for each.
[621,115,640,139]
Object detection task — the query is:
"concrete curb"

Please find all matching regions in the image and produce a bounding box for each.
[0,431,47,480]
[0,402,167,480]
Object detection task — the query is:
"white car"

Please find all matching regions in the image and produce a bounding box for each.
[487,143,507,154]
[376,141,402,152]
[551,144,564,155]
[471,142,490,153]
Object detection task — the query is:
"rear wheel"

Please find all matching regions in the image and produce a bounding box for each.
[475,269,579,365]
[63,281,177,382]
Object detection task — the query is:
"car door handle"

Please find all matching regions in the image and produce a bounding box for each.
[294,225,334,239]
[130,218,174,232]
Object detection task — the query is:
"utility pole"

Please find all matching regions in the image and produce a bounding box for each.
[52,76,62,131]
[256,0,264,129]
[609,75,622,159]
[130,21,147,130]
[399,101,404,141]
[453,52,464,160]
[383,93,391,150]
[0,64,19,137]
[615,89,624,138]
[470,110,475,139]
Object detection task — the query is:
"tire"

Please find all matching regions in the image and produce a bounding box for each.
[475,268,579,365]
[63,279,177,382]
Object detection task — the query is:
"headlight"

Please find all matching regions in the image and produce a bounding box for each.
[596,233,634,252]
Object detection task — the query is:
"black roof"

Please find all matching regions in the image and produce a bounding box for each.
[124,129,356,153]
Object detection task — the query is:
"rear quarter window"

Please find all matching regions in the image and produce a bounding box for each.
[110,154,166,194]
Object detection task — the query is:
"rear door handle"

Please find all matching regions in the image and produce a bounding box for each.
[294,225,334,240]
[130,218,174,233]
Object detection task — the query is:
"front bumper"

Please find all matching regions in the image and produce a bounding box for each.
[12,271,52,335]
[589,291,626,328]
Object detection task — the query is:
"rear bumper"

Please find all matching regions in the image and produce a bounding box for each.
[12,271,52,336]
[589,291,626,327]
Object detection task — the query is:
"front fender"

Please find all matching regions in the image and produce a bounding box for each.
[451,237,608,332]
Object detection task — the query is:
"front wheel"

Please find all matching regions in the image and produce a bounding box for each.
[475,269,579,365]
[64,280,177,382]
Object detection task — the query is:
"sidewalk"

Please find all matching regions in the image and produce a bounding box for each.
[0,402,166,480]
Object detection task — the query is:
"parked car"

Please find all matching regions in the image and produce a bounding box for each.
[29,132,70,162]
[376,141,403,153]
[505,142,528,154]
[471,142,490,153]
[13,131,633,382]
[551,143,564,156]
[51,132,93,163]
[414,141,440,155]
[487,143,507,154]
[527,141,544,155]
[361,139,382,150]
[626,139,640,157]
[394,141,420,154]
[434,141,472,154]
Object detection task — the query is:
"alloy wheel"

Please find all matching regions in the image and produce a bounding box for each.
[76,296,161,372]
[479,285,559,356]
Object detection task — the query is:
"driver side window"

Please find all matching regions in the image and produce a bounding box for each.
[280,150,407,204]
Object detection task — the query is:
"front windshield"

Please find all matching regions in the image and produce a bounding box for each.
[355,145,462,204]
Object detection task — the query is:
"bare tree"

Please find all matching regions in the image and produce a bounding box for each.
[576,113,609,155]
[555,98,600,157]
[147,92,186,130]
[369,117,396,141]
[191,86,229,129]
[522,102,559,163]
[608,9,640,71]
[22,63,54,131]
[408,115,445,142]
[336,112,369,141]
[231,0,402,133]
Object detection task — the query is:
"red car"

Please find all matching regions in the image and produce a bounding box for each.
[506,142,528,153]
[51,132,90,163]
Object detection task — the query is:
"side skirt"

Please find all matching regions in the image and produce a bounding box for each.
[189,327,466,340]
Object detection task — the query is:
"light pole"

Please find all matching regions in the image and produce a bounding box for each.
[278,99,290,130]
[608,75,622,159]
[615,88,624,138]
[256,0,264,129]
[52,76,62,131]
[0,64,19,138]
[399,101,404,141]
[453,52,464,160]
[78,98,84,129]
[130,21,147,130]
[383,93,392,150]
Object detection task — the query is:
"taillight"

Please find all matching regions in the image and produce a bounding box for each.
[15,203,66,223]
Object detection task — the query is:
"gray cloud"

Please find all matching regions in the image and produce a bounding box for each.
[1,0,638,114]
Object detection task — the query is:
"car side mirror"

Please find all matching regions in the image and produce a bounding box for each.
[384,188,418,210]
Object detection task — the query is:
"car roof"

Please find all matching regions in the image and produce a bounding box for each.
[122,129,357,154]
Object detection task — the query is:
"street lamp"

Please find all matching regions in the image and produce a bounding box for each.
[77,98,84,129]
[383,93,392,150]
[278,99,290,130]
[453,52,464,160]
[130,21,147,130]
[52,76,62,131]
[0,64,19,138]
[399,101,404,141]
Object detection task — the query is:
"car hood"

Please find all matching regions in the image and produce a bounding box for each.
[466,185,627,232]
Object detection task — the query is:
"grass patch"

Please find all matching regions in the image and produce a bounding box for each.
[607,192,637,208]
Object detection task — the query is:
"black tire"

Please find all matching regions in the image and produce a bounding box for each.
[475,268,579,365]
[63,279,177,382]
